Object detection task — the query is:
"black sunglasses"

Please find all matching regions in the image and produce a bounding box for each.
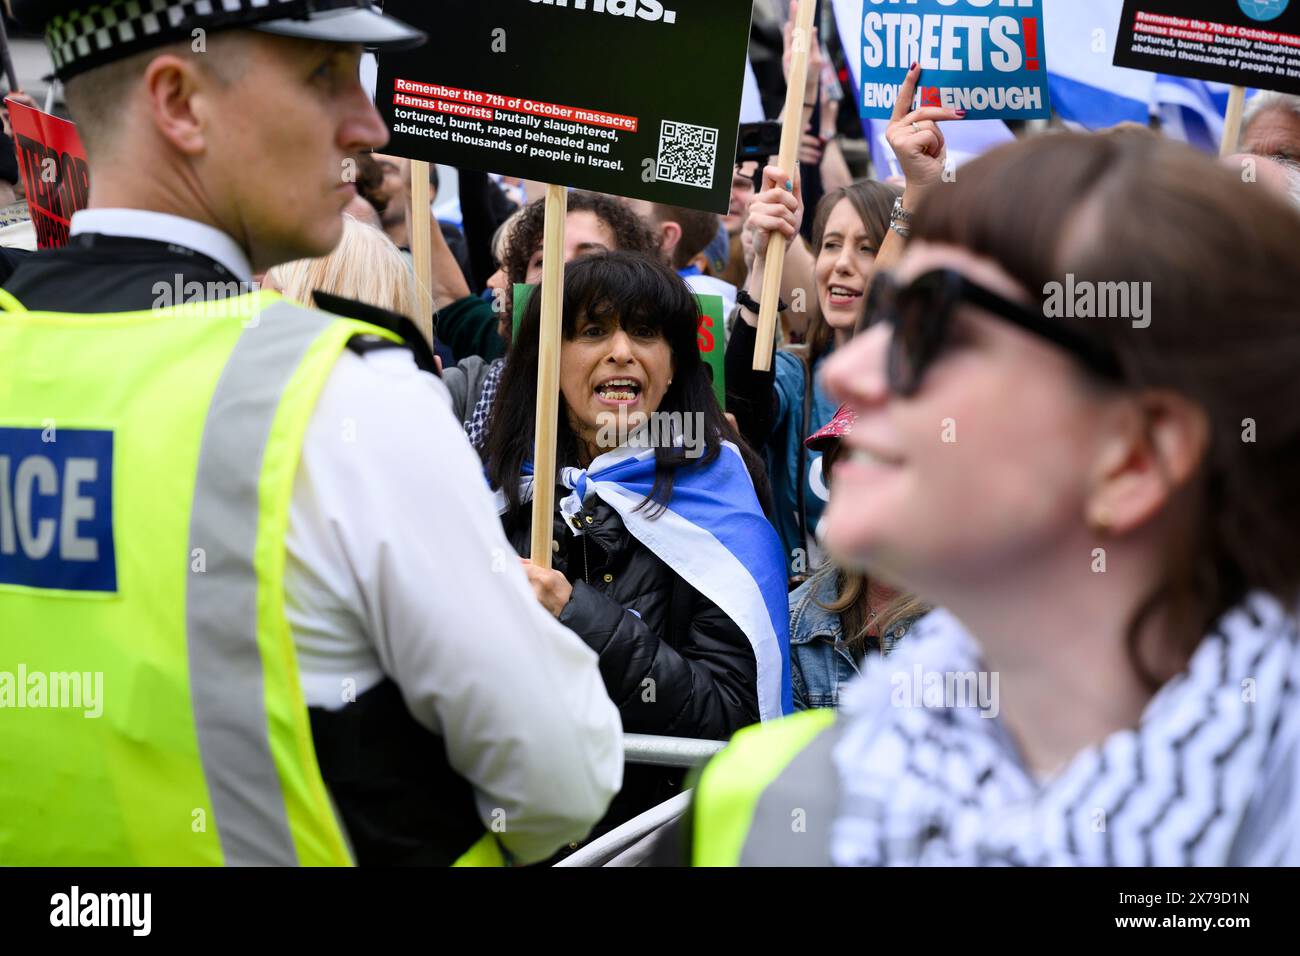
[861,269,1125,397]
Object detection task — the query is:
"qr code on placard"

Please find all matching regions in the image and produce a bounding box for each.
[656,120,718,189]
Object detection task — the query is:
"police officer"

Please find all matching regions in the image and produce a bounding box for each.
[0,0,622,866]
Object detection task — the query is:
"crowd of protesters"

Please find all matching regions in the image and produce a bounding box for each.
[255,57,1300,864]
[3,0,1300,868]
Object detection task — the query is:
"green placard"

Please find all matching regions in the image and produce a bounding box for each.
[512,284,726,408]
[694,293,727,409]
[512,283,535,341]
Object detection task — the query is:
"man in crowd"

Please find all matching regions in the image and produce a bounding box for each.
[1240,91,1300,163]
[0,0,621,866]
[364,152,474,285]
[720,160,759,288]
[628,198,738,321]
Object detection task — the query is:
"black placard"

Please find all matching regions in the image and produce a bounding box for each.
[375,0,755,214]
[1113,0,1300,95]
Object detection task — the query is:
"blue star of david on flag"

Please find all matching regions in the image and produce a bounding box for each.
[1239,0,1290,23]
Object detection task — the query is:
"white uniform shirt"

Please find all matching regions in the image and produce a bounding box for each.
[70,211,624,864]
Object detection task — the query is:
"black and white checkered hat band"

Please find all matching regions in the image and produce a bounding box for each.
[46,0,359,79]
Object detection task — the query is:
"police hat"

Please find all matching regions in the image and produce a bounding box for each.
[12,1,426,81]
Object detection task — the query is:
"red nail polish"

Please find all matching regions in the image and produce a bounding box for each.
[955,109,967,117]
[911,62,918,71]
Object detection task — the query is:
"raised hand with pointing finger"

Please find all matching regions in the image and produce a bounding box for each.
[885,62,967,193]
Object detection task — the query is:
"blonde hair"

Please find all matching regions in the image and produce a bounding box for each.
[266,214,420,332]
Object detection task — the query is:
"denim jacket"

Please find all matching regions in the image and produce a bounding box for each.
[788,574,911,711]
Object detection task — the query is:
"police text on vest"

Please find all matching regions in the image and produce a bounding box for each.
[0,428,117,592]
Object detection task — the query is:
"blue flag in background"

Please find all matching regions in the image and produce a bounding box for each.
[1042,0,1154,129]
[1154,75,1242,153]
[830,0,1252,168]
[1039,0,1246,149]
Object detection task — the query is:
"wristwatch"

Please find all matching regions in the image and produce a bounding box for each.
[889,197,913,239]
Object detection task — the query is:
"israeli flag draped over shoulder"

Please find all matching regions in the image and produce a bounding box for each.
[502,439,793,721]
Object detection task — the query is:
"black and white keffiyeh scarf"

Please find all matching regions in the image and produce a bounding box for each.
[830,593,1300,866]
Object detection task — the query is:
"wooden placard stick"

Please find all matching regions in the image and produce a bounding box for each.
[529,183,568,569]
[1220,86,1248,158]
[409,159,435,344]
[752,0,817,372]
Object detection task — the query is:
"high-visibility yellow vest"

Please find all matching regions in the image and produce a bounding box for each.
[689,708,840,866]
[0,289,502,866]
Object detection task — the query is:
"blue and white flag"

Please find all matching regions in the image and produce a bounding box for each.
[506,440,793,722]
[1042,0,1154,129]
[830,0,1016,177]
[1153,75,1237,153]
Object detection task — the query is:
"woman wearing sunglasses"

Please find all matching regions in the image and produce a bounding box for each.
[669,130,1300,866]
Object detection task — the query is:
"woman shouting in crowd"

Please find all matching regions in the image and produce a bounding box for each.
[484,251,790,848]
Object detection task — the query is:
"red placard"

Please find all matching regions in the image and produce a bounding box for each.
[6,99,90,248]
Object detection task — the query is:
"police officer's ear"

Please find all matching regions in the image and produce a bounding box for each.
[140,52,215,157]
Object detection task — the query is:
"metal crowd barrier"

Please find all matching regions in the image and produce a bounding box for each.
[554,735,727,866]
[555,790,692,867]
[621,733,727,768]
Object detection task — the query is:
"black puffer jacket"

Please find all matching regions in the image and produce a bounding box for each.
[503,487,760,839]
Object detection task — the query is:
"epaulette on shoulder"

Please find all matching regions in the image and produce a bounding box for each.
[313,290,440,377]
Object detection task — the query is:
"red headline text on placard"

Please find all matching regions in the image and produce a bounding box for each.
[393,79,639,132]
[1134,10,1300,50]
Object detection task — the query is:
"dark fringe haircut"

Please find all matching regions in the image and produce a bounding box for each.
[484,251,773,528]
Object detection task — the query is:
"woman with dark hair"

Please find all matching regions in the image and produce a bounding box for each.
[485,250,790,837]
[726,169,901,578]
[440,190,662,449]
[675,130,1300,867]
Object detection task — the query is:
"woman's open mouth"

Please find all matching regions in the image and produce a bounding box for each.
[827,285,863,309]
[594,378,643,405]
